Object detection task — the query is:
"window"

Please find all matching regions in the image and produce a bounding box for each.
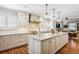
[0,16,18,29]
[7,16,18,28]
[0,16,6,27]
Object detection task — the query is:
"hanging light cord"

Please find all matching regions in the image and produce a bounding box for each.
[58,12,61,19]
[45,4,48,15]
[53,8,55,18]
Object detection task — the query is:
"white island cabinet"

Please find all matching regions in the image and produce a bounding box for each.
[28,32,68,54]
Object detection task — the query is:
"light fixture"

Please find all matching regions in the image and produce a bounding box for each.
[45,4,48,18]
[57,11,61,22]
[52,8,55,18]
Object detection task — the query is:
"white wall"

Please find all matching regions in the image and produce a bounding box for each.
[0,7,55,31]
[0,7,17,16]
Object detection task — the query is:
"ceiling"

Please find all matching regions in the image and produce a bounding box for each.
[0,4,79,20]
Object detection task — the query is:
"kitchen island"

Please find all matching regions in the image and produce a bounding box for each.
[28,32,68,54]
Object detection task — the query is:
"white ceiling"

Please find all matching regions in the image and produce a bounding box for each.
[0,4,79,20]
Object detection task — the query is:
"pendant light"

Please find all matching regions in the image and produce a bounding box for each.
[45,4,48,18]
[52,8,55,18]
[57,11,61,22]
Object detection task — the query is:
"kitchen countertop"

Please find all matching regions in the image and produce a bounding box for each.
[0,28,30,36]
[28,32,68,40]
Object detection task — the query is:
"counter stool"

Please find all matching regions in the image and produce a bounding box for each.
[68,32,78,40]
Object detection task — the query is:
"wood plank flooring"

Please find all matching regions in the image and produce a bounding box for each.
[1,39,79,54]
[56,39,79,54]
[0,45,28,54]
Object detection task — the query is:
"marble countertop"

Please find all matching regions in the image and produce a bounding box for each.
[0,28,30,36]
[28,32,68,40]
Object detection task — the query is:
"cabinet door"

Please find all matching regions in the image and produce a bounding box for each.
[42,39,55,54]
[55,36,61,51]
[41,40,49,54]
[28,38,41,54]
[59,35,63,47]
[48,39,55,54]
[0,38,5,51]
[6,40,15,49]
[5,35,27,49]
[63,34,68,44]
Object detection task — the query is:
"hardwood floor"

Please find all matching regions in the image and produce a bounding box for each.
[0,45,28,54]
[56,39,79,54]
[1,38,79,54]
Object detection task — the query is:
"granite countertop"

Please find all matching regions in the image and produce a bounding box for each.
[0,28,30,36]
[28,32,67,40]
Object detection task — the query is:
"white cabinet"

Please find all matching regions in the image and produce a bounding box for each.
[0,37,5,51]
[28,32,68,54]
[5,38,16,49]
[0,34,27,51]
[55,36,61,51]
[5,34,27,49]
[28,38,56,54]
[63,34,68,44]
[48,38,56,53]
[28,38,41,54]
[41,38,56,54]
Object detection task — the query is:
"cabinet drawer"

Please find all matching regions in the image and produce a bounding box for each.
[7,34,27,42]
[6,39,27,49]
[41,39,55,54]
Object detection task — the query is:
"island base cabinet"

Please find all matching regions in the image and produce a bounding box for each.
[60,34,68,48]
[55,36,61,52]
[28,33,68,54]
[41,39,56,54]
[28,38,41,54]
[28,38,56,54]
[55,34,68,52]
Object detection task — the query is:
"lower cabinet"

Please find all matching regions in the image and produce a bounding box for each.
[41,38,55,54]
[48,39,56,53]
[42,35,68,54]
[0,38,5,51]
[28,33,68,54]
[55,36,61,52]
[0,34,27,51]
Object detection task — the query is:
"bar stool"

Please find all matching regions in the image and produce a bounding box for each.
[68,31,78,40]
